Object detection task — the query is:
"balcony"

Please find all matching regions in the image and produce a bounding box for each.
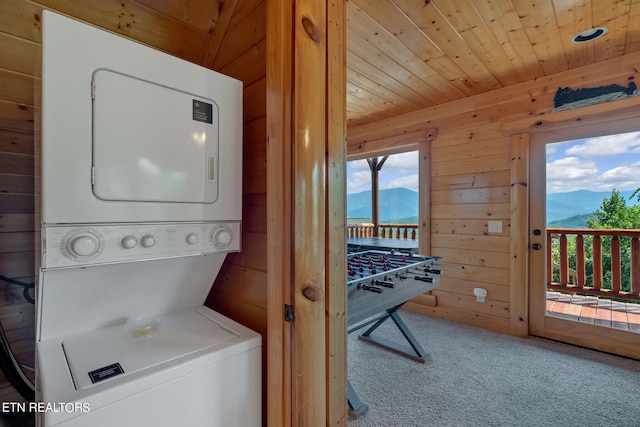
[347,223,419,240]
[347,223,419,253]
[347,224,640,331]
[548,228,640,331]
[547,228,640,301]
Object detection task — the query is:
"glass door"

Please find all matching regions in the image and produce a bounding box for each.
[529,129,640,360]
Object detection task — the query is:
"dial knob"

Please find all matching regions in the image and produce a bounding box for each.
[67,234,100,257]
[122,235,137,249]
[186,233,199,245]
[140,235,156,248]
[210,226,233,249]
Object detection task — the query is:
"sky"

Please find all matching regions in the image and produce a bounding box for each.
[546,130,640,194]
[347,151,419,194]
[347,131,640,196]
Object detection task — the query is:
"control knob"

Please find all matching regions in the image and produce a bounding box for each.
[210,226,233,249]
[140,235,156,248]
[67,233,100,258]
[186,233,199,245]
[122,235,137,249]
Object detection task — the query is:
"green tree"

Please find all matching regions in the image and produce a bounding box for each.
[587,190,640,230]
[585,190,640,292]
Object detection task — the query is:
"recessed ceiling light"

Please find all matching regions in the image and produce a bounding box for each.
[571,27,608,43]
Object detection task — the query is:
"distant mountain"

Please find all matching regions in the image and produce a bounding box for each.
[347,188,417,222]
[547,189,639,222]
[548,214,595,228]
[347,188,640,226]
[382,216,418,225]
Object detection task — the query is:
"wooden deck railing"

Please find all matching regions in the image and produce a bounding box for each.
[347,223,419,240]
[547,228,640,301]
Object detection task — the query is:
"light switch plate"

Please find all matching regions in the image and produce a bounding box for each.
[488,220,502,233]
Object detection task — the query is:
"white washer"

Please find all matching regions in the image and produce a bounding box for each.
[37,306,261,427]
[37,11,260,427]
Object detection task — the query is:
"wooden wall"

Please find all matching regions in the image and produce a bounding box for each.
[347,51,640,336]
[0,0,267,400]
[205,1,269,346]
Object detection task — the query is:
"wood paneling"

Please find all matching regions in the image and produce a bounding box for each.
[135,0,222,33]
[0,128,35,155]
[212,1,266,70]
[205,1,268,422]
[0,69,36,105]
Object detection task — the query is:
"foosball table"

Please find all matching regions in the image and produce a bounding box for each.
[347,250,442,418]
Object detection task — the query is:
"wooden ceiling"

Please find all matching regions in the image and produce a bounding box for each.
[345,0,640,128]
[4,0,639,131]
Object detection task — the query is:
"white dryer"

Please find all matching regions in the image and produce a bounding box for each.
[36,11,260,427]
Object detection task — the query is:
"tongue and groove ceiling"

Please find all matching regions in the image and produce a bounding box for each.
[344,0,640,127]
[3,0,640,129]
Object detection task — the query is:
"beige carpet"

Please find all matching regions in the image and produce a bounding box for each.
[348,310,640,427]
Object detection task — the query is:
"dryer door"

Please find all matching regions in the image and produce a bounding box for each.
[92,69,219,204]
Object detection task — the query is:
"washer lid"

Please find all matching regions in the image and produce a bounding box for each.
[62,310,238,390]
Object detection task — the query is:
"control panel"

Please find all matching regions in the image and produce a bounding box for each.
[42,221,241,269]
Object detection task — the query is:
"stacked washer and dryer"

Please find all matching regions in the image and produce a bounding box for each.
[36,11,261,427]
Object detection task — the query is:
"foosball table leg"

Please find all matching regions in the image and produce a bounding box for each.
[347,380,369,418]
[358,305,429,363]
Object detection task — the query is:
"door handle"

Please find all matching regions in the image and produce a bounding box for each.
[532,243,542,250]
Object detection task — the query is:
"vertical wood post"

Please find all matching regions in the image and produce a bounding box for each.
[632,237,640,296]
[267,0,346,425]
[418,140,432,254]
[326,0,347,424]
[546,233,553,283]
[266,1,293,425]
[510,133,529,337]
[592,236,603,290]
[576,234,585,287]
[368,158,380,236]
[611,236,621,292]
[367,156,388,237]
[292,1,327,425]
[559,233,568,285]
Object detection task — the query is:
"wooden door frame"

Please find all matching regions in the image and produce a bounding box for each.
[266,1,347,426]
[524,113,640,359]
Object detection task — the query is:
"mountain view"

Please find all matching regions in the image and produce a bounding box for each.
[347,188,418,223]
[348,188,640,227]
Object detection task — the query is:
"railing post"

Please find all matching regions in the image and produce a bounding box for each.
[546,228,640,301]
[576,234,585,288]
[592,235,603,291]
[611,236,621,293]
[632,237,640,296]
[560,233,569,285]
[546,233,553,284]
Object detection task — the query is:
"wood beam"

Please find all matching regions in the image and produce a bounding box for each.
[325,1,347,424]
[266,0,293,425]
[267,0,346,425]
[201,0,240,68]
[510,133,529,338]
